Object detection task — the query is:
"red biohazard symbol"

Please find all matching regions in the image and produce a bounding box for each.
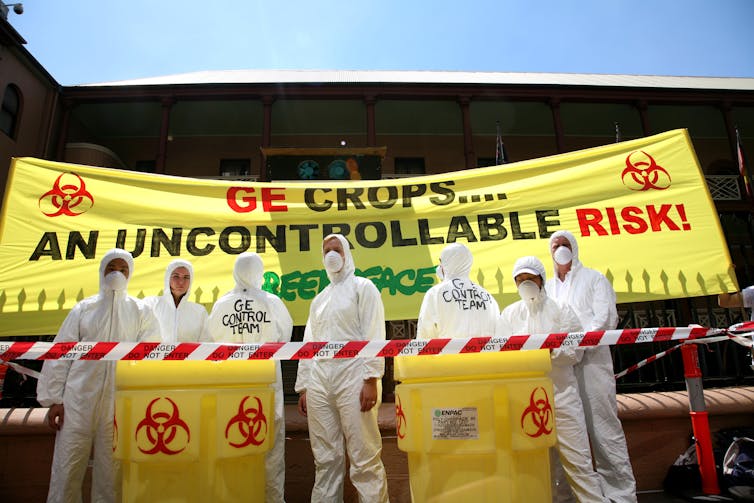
[621,151,671,191]
[38,172,94,216]
[135,397,190,455]
[520,387,553,438]
[395,395,407,439]
[225,396,268,448]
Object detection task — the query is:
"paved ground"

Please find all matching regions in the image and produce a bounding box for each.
[638,490,737,502]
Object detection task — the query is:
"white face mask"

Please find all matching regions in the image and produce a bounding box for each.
[103,271,128,292]
[436,265,445,282]
[553,246,573,266]
[324,250,344,273]
[517,280,541,303]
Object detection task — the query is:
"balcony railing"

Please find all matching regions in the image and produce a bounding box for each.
[705,174,743,201]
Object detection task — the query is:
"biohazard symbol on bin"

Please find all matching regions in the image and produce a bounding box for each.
[395,395,407,439]
[38,172,94,217]
[621,151,671,191]
[520,387,553,438]
[135,397,191,455]
[225,396,268,448]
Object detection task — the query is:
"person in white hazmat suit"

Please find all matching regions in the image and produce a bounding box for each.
[144,259,211,343]
[496,255,606,502]
[208,252,293,503]
[37,248,161,503]
[545,230,637,502]
[295,234,389,503]
[416,242,499,339]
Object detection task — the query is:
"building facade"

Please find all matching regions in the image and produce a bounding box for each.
[3,13,754,401]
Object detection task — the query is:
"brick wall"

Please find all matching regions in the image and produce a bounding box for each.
[2,387,754,502]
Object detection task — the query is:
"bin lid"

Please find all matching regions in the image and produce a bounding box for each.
[394,350,551,382]
[116,360,276,389]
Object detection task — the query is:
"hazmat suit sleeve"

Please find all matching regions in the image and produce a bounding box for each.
[416,287,439,339]
[357,278,385,380]
[272,298,293,343]
[294,322,313,393]
[742,286,754,309]
[588,272,619,331]
[196,307,212,343]
[550,304,584,367]
[36,303,83,406]
[495,308,513,338]
[136,302,162,342]
[207,296,231,342]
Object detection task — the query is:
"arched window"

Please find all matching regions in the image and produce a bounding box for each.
[1,84,22,139]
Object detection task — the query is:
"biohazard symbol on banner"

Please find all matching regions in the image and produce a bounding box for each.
[621,151,671,191]
[135,397,191,455]
[38,172,94,217]
[224,396,268,448]
[520,387,553,438]
[395,395,407,439]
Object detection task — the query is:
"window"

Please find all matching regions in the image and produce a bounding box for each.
[134,160,156,173]
[220,159,251,177]
[0,84,21,139]
[477,157,497,168]
[394,157,425,176]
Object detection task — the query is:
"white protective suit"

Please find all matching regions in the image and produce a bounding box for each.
[496,256,606,503]
[37,249,161,503]
[742,285,754,320]
[143,259,211,343]
[208,252,293,503]
[294,234,389,503]
[545,230,637,503]
[416,242,499,339]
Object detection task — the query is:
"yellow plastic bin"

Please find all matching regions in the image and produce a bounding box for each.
[394,350,556,502]
[114,360,276,503]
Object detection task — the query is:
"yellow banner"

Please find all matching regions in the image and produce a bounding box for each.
[0,129,737,336]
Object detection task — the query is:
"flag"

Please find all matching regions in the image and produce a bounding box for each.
[615,122,623,143]
[737,127,751,199]
[495,121,508,165]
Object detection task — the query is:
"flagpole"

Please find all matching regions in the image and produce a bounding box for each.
[736,126,752,204]
[495,121,507,165]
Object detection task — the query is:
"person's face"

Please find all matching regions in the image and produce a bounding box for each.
[323,237,345,259]
[550,236,572,258]
[169,266,191,298]
[104,258,129,279]
[515,272,542,289]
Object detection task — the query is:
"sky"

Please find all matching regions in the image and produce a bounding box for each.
[5,0,754,86]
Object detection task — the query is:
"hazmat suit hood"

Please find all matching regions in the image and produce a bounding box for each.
[549,230,582,275]
[162,259,193,304]
[439,243,473,279]
[513,255,548,310]
[233,252,264,292]
[98,248,134,294]
[513,255,547,284]
[323,233,355,284]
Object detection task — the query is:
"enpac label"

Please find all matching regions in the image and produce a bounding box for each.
[431,407,479,440]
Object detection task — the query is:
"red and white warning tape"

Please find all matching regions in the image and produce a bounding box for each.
[614,342,685,380]
[0,360,41,380]
[0,326,724,363]
[614,324,754,379]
